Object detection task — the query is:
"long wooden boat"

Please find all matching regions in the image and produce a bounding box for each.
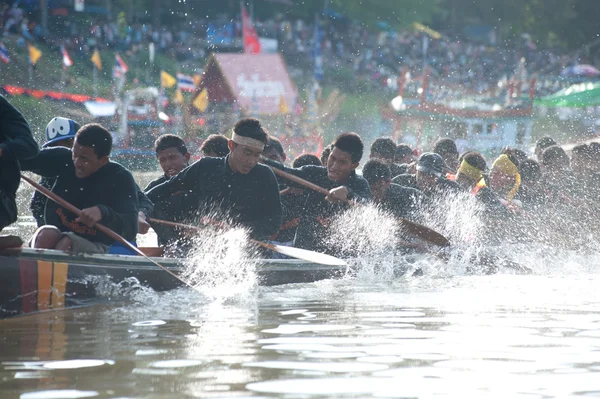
[0,248,348,319]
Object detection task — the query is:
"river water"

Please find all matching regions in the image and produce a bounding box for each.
[4,176,600,398]
[2,254,600,398]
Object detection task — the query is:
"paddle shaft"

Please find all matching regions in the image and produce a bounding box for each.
[266,165,450,247]
[150,217,277,251]
[20,174,191,287]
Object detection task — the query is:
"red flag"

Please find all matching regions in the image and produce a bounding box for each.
[61,46,73,67]
[241,4,261,54]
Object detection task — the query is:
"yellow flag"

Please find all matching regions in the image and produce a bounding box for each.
[173,89,184,104]
[28,44,42,65]
[161,71,176,88]
[192,88,209,112]
[279,94,289,114]
[413,22,441,40]
[91,49,102,70]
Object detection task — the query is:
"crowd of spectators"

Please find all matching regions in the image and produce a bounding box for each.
[2,2,597,101]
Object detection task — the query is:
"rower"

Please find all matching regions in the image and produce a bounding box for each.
[146,118,282,244]
[200,134,229,158]
[534,136,558,162]
[144,134,192,248]
[22,124,139,254]
[370,137,404,177]
[0,95,39,233]
[514,159,544,210]
[30,117,80,227]
[263,132,371,254]
[31,117,153,235]
[456,152,512,224]
[394,153,461,197]
[271,153,322,246]
[320,143,333,166]
[489,154,523,209]
[433,138,460,173]
[263,136,286,164]
[394,143,416,175]
[362,159,422,220]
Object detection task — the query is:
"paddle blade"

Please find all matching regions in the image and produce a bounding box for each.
[399,219,450,247]
[260,241,347,267]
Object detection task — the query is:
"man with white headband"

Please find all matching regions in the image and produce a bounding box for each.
[146,118,281,244]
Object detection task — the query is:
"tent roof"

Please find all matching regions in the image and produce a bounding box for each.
[202,53,297,115]
[536,82,600,107]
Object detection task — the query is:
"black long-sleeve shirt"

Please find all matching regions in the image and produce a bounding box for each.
[20,147,139,245]
[263,160,371,253]
[0,95,39,165]
[31,178,152,227]
[146,156,282,240]
[144,174,190,248]
[380,183,423,220]
[0,95,39,230]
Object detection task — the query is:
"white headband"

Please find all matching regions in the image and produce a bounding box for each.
[231,132,265,151]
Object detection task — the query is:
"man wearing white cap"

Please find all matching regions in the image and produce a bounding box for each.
[30,117,81,227]
[146,118,281,242]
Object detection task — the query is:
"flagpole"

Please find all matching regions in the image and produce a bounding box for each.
[61,65,66,89]
[28,62,33,87]
[93,66,98,98]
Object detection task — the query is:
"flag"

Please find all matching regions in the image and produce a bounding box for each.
[173,89,184,104]
[177,73,195,92]
[312,14,324,81]
[112,65,124,79]
[28,44,42,65]
[161,70,176,88]
[279,94,289,114]
[241,4,261,54]
[61,46,73,67]
[0,42,10,64]
[115,53,128,73]
[192,88,209,112]
[91,49,102,70]
[413,22,441,40]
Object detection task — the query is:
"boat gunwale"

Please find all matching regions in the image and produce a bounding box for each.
[0,248,348,272]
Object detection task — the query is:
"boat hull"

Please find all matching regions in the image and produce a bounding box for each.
[0,248,347,319]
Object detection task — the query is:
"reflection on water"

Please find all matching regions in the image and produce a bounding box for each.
[1,271,600,398]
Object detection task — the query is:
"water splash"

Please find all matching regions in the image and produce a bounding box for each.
[182,223,260,304]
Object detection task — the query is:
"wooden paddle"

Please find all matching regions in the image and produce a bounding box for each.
[148,218,347,267]
[267,166,451,247]
[20,174,192,288]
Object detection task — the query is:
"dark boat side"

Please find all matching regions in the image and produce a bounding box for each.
[0,248,348,319]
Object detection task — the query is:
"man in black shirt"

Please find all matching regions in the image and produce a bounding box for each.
[30,117,80,227]
[144,134,192,248]
[0,95,39,232]
[200,134,230,158]
[31,118,153,235]
[362,159,422,220]
[146,118,281,243]
[370,137,404,178]
[263,132,371,253]
[22,124,139,254]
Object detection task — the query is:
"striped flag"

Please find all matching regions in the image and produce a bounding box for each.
[112,65,123,79]
[0,42,10,64]
[61,46,73,67]
[115,53,128,73]
[177,73,195,92]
